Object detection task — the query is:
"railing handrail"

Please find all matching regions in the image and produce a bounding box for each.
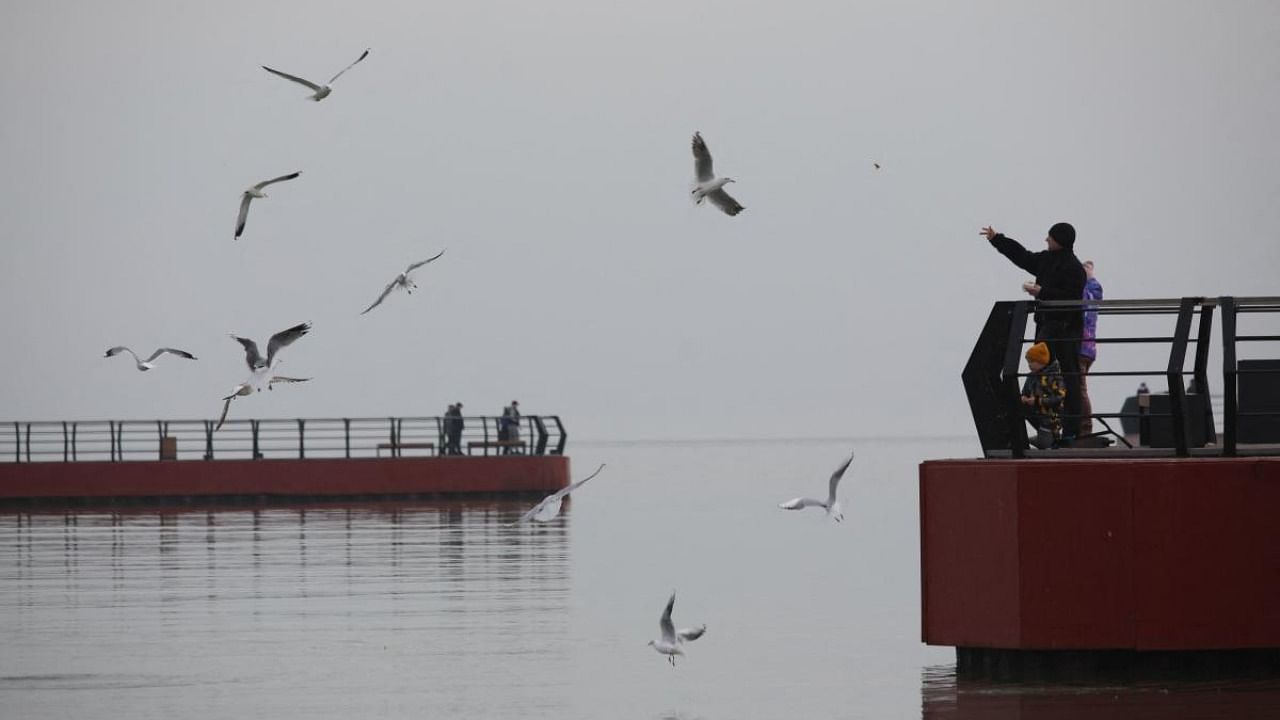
[963,295,1280,459]
[1,414,567,464]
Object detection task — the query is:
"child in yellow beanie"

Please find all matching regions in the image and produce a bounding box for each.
[1022,342,1066,448]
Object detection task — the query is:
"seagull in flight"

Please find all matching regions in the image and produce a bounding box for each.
[262,48,370,102]
[361,249,447,315]
[215,322,312,431]
[691,131,745,216]
[647,591,707,667]
[514,464,606,523]
[235,172,301,239]
[778,450,854,522]
[104,346,196,371]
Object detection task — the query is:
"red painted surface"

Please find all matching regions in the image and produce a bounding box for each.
[921,457,1280,651]
[0,455,570,501]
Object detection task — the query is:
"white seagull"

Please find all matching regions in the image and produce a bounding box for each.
[262,48,370,102]
[215,322,312,431]
[647,591,707,667]
[691,131,745,216]
[361,249,447,315]
[104,346,197,371]
[235,172,301,239]
[514,464,606,523]
[778,451,854,522]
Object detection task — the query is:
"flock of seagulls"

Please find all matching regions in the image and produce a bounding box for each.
[103,49,453,423]
[96,46,850,666]
[511,450,855,667]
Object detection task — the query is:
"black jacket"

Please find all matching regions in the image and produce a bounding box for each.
[989,234,1086,337]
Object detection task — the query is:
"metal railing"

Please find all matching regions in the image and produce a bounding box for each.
[0,415,567,463]
[963,296,1280,458]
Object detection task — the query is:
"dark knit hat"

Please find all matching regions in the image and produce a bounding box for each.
[1048,222,1076,249]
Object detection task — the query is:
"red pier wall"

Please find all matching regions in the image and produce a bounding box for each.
[0,455,570,502]
[921,458,1280,651]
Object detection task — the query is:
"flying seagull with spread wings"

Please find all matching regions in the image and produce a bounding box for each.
[104,346,197,371]
[514,464,606,523]
[215,322,312,431]
[262,48,370,101]
[778,450,854,522]
[647,591,708,667]
[361,249,447,315]
[690,131,745,216]
[235,172,301,239]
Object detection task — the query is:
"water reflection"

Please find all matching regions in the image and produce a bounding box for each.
[922,663,1280,718]
[0,500,573,720]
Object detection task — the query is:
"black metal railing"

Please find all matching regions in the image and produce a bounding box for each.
[963,296,1280,458]
[1,415,567,463]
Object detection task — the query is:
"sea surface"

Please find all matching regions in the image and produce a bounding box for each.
[3,436,1279,719]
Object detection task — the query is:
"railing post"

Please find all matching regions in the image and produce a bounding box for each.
[25,423,32,462]
[62,422,68,462]
[203,421,215,460]
[1221,296,1238,456]
[72,423,78,461]
[117,422,124,461]
[436,416,445,456]
[388,417,397,458]
[1166,297,1198,457]
[109,420,116,462]
[552,416,567,455]
[1002,302,1031,458]
[1193,303,1217,445]
[533,416,548,455]
[251,420,261,460]
[298,419,306,459]
[12,422,19,463]
[344,418,351,459]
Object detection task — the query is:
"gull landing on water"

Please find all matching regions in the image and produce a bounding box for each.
[779,450,854,522]
[235,172,301,239]
[361,249,446,315]
[513,464,606,523]
[648,591,707,667]
[215,322,312,431]
[262,48,370,102]
[104,346,197,371]
[691,131,745,216]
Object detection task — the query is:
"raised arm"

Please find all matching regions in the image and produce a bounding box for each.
[981,226,1041,276]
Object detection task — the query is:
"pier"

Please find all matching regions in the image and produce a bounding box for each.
[923,295,1280,680]
[0,414,571,506]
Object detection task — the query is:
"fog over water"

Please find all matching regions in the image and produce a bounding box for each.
[2,2,1278,439]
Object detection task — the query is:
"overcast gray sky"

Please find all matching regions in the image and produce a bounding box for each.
[2,1,1278,441]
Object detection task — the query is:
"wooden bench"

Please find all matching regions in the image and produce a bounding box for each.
[467,440,527,455]
[376,442,435,457]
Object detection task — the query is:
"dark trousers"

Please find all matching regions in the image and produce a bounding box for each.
[1038,323,1083,438]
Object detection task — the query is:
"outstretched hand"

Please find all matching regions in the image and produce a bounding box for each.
[980,226,999,240]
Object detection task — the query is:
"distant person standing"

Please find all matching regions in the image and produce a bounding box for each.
[502,400,521,454]
[1079,260,1103,436]
[451,402,465,455]
[443,404,456,454]
[980,223,1087,441]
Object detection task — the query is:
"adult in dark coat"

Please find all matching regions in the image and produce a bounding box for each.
[981,222,1087,440]
[451,402,465,454]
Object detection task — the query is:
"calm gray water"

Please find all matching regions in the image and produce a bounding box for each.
[4,437,1280,719]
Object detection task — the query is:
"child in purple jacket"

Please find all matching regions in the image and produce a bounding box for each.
[1079,260,1103,435]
